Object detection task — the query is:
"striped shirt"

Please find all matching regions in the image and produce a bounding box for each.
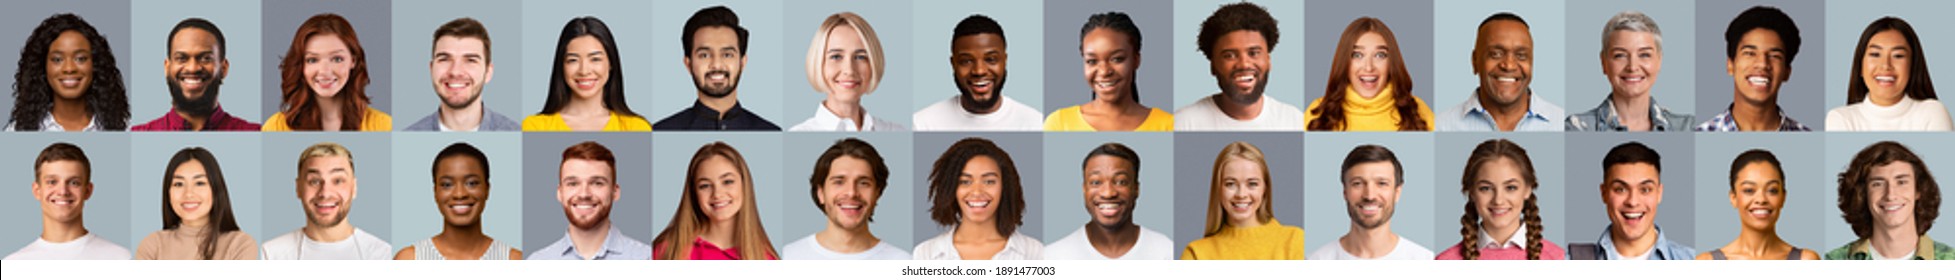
[410,238,515,260]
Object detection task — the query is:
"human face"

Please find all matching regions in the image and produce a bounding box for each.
[1861,30,1911,105]
[303,34,351,99]
[951,33,1008,112]
[822,25,872,103]
[1219,158,1265,227]
[1726,28,1789,106]
[169,159,214,227]
[1082,155,1136,228]
[297,155,356,228]
[1081,28,1138,102]
[1728,162,1785,231]
[692,155,746,224]
[47,31,93,99]
[433,155,488,227]
[1474,20,1533,107]
[34,160,91,223]
[562,36,609,100]
[431,36,492,110]
[1210,30,1271,106]
[819,156,878,230]
[1603,31,1662,100]
[558,159,617,229]
[167,28,226,106]
[1348,33,1391,97]
[956,156,1003,224]
[1867,161,1919,233]
[1343,161,1400,229]
[1602,163,1663,241]
[687,26,744,99]
[1471,157,1530,236]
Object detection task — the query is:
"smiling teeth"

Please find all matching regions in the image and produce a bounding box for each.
[1624,212,1644,219]
[1750,209,1770,215]
[839,205,861,210]
[967,201,990,207]
[1623,76,1644,82]
[1748,77,1769,85]
[1876,76,1896,82]
[574,204,596,209]
[1884,205,1903,211]
[1497,77,1518,82]
[1096,82,1116,87]
[1360,76,1378,82]
[447,83,466,88]
[1097,203,1119,209]
[973,81,991,86]
[1232,203,1251,208]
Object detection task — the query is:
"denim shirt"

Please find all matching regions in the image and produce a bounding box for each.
[1594,226,1696,260]
[1566,96,1695,132]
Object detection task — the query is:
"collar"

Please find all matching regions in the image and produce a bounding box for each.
[926,225,1029,260]
[1461,89,1550,124]
[555,225,631,260]
[1704,104,1809,131]
[1596,225,1675,259]
[1849,235,1938,260]
[687,100,751,121]
[40,111,99,131]
[1479,225,1530,249]
[805,102,878,131]
[1596,96,1676,131]
[159,105,239,131]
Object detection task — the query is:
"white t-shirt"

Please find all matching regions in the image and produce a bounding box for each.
[913,225,1044,260]
[1307,235,1435,260]
[1043,225,1174,260]
[912,96,1043,131]
[4,233,131,260]
[779,234,911,260]
[1610,245,1656,260]
[1825,97,1954,131]
[1173,94,1305,131]
[260,228,394,260]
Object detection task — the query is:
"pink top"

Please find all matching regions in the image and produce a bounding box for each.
[654,237,777,260]
[1436,240,1566,260]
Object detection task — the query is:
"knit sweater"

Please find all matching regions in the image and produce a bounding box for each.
[1435,239,1567,260]
[1180,220,1305,260]
[1304,85,1436,131]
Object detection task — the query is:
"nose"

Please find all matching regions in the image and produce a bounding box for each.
[971,63,991,78]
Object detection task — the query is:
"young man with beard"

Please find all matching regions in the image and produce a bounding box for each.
[404,18,520,131]
[1173,2,1302,131]
[531,142,652,260]
[781,138,909,259]
[912,15,1042,131]
[263,143,393,260]
[133,18,260,131]
[1309,145,1434,260]
[5,143,132,260]
[1046,143,1172,260]
[1439,13,1563,131]
[1696,6,1810,131]
[1569,142,1695,260]
[653,6,779,131]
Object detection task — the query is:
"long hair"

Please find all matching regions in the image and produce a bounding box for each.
[1456,139,1544,260]
[11,13,129,131]
[926,138,1027,237]
[160,147,241,260]
[1847,17,1936,105]
[1310,17,1422,131]
[538,17,637,117]
[654,142,776,260]
[276,13,373,130]
[1837,141,1941,239]
[1203,141,1275,237]
[1079,12,1143,103]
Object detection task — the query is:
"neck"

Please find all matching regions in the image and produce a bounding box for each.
[563,95,609,117]
[568,220,613,259]
[1870,225,1918,259]
[316,96,345,130]
[822,98,865,129]
[699,93,739,119]
[815,223,879,254]
[1609,93,1652,130]
[51,97,91,129]
[1870,93,1904,107]
[1732,226,1787,256]
[433,223,492,257]
[181,218,209,229]
[953,219,1006,242]
[1084,221,1140,258]
[302,221,356,242]
[174,108,211,131]
[1730,99,1781,131]
[1215,95,1264,121]
[1479,89,1532,131]
[1340,222,1398,258]
[39,216,87,243]
[1609,226,1660,257]
[1484,222,1520,247]
[438,102,485,131]
[701,220,737,250]
[1089,94,1141,111]
[961,96,1002,115]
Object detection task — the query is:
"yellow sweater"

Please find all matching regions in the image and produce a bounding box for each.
[1302,85,1434,131]
[261,107,393,131]
[522,113,652,131]
[1180,220,1306,260]
[1043,105,1175,131]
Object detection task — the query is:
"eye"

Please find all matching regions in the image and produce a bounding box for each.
[1084,58,1098,65]
[1375,52,1389,59]
[331,56,344,63]
[1639,53,1652,59]
[829,54,843,61]
[305,57,318,64]
[1349,52,1361,59]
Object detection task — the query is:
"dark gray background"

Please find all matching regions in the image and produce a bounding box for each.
[388,0,524,130]
[1692,0,1825,130]
[1432,133,1569,250]
[1041,0,1175,114]
[911,132,1044,248]
[1563,132,1697,248]
[0,1,132,127]
[1171,132,1305,259]
[1303,0,1434,112]
[519,133,655,255]
[260,0,395,124]
[260,132,393,245]
[0,135,134,252]
[777,133,915,250]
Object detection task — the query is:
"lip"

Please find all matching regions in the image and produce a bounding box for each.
[312,75,340,89]
[964,200,991,209]
[1357,203,1383,215]
[314,201,340,213]
[1874,75,1897,86]
[180,202,203,212]
[573,78,599,90]
[832,78,860,90]
[1357,75,1381,88]
[1094,202,1123,217]
[1881,203,1905,212]
[442,79,470,91]
[58,77,83,88]
[967,79,994,94]
[1093,79,1121,91]
[1620,211,1646,223]
[707,72,728,82]
[48,197,76,206]
[448,203,474,215]
[1229,201,1254,212]
[1618,74,1646,84]
[1488,207,1511,217]
[1747,208,1772,218]
[709,200,732,211]
[1232,71,1259,90]
[1745,75,1771,90]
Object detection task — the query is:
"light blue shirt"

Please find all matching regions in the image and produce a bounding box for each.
[1594,225,1696,260]
[1438,90,1564,131]
[528,225,652,260]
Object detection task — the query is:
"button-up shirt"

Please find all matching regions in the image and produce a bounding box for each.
[913,225,1044,260]
[1438,89,1564,131]
[789,102,906,131]
[1825,235,1955,260]
[403,103,522,131]
[1694,104,1812,131]
[1592,226,1695,260]
[1566,96,1695,131]
[132,105,262,131]
[651,100,780,131]
[528,225,653,260]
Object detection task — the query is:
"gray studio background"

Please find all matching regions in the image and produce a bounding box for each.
[781,0,916,129]
[0,1,131,125]
[1040,133,1174,251]
[1564,0,1699,118]
[127,133,261,249]
[389,0,524,130]
[911,132,1045,248]
[1303,133,1438,256]
[1692,0,1824,130]
[388,133,524,251]
[1430,0,1568,119]
[1171,132,1305,259]
[1041,0,1175,115]
[649,133,786,251]
[519,133,654,256]
[261,133,392,246]
[777,133,915,250]
[1692,133,1825,252]
[131,0,265,124]
[1563,133,1697,247]
[0,135,133,253]
[1303,0,1434,111]
[910,0,1047,114]
[1820,0,1955,117]
[1822,133,1955,250]
[1432,133,1568,250]
[648,0,787,126]
[1169,0,1304,119]
[518,0,656,118]
[261,0,394,123]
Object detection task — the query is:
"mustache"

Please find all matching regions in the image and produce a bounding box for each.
[706,70,731,78]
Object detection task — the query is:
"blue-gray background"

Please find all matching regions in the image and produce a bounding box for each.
[0,135,134,253]
[261,0,394,124]
[1303,0,1434,112]
[1692,0,1825,130]
[518,133,654,256]
[260,132,392,246]
[0,1,131,127]
[649,133,786,251]
[1563,132,1697,247]
[648,0,787,127]
[1303,132,1438,255]
[1041,0,1175,115]
[389,0,525,130]
[1822,133,1955,250]
[1040,132,1174,248]
[131,0,265,125]
[1820,0,1955,117]
[781,0,915,129]
[128,133,261,249]
[1171,132,1305,259]
[1431,0,1568,119]
[388,132,524,251]
[1432,133,1568,249]
[518,0,656,119]
[911,132,1044,248]
[910,0,1047,114]
[1692,133,1826,253]
[778,133,915,250]
[1565,0,1699,118]
[1169,0,1305,115]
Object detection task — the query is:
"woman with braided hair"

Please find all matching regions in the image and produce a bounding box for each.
[1437,139,1564,260]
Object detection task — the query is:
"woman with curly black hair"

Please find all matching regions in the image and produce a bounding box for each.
[8,13,129,131]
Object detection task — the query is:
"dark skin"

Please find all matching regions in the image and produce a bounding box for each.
[1081,155,1139,258]
[950,33,1008,114]
[1078,28,1150,131]
[1471,19,1533,131]
[395,155,522,260]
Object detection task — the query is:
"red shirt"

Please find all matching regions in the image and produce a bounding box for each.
[132,106,262,131]
[654,237,776,260]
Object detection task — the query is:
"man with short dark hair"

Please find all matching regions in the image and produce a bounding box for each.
[653,6,780,131]
[1440,13,1563,131]
[5,143,131,260]
[1697,6,1810,131]
[405,17,521,131]
[133,18,261,131]
[1569,142,1695,260]
[913,15,1043,131]
[1174,2,1301,131]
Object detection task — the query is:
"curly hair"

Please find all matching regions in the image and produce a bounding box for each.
[11,13,129,131]
[1457,139,1544,260]
[1196,2,1279,58]
[926,137,1026,237]
[276,13,374,130]
[1837,141,1941,239]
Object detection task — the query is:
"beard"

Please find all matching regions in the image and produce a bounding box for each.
[167,73,223,117]
[956,74,1006,114]
[563,201,611,230]
[441,88,483,110]
[1348,203,1393,230]
[692,70,741,98]
[1218,69,1267,105]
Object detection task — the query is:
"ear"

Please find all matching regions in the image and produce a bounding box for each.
[683,55,693,70]
[348,175,359,201]
[483,61,495,84]
[1728,187,1740,210]
[217,58,230,79]
[1725,57,1738,77]
[611,183,622,202]
[1652,181,1665,205]
[1471,48,1483,75]
[80,181,94,201]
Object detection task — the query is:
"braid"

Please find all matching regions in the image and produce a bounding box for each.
[1459,200,1481,260]
[1523,194,1544,260]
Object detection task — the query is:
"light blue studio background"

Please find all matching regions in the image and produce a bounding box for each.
[1692,0,1825,130]
[1169,132,1305,259]
[260,0,394,123]
[1563,132,1698,248]
[389,0,525,130]
[259,133,393,248]
[1302,133,1439,256]
[1303,0,1435,112]
[126,133,263,249]
[1563,0,1699,117]
[647,0,788,127]
[1822,133,1955,251]
[1168,0,1306,116]
[781,0,916,129]
[909,0,1047,114]
[519,0,658,119]
[1821,0,1955,116]
[0,1,131,127]
[647,133,787,252]
[776,133,916,253]
[911,132,1046,249]
[1431,133,1568,250]
[131,0,265,124]
[1041,0,1177,114]
[388,133,524,252]
[1691,133,1826,254]
[0,135,135,254]
[1039,133,1175,254]
[518,133,655,256]
[1430,0,1569,121]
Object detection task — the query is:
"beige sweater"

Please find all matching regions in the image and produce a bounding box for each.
[136,225,259,260]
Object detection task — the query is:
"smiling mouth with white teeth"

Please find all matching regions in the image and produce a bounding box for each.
[1621,211,1645,222]
[1875,75,1897,85]
[965,200,991,209]
[1093,79,1120,91]
[1488,206,1511,217]
[1747,76,1770,86]
[180,202,203,212]
[1095,202,1124,216]
[449,203,475,215]
[48,197,76,206]
[710,200,733,210]
[1880,203,1905,212]
[58,77,83,88]
[1620,75,1645,83]
[968,79,993,93]
[1748,208,1772,218]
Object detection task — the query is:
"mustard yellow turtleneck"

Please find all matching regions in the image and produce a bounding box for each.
[1302,85,1435,131]
[1180,220,1306,260]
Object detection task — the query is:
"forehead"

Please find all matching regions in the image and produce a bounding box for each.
[1478,20,1532,43]
[436,154,485,171]
[434,36,486,51]
[1085,155,1134,171]
[306,34,347,50]
[1218,30,1267,45]
[1082,28,1132,49]
[952,33,1005,50]
[565,35,604,51]
[1739,28,1784,46]
[691,26,739,45]
[1345,161,1397,176]
[1606,163,1659,179]
[38,160,87,175]
[827,155,872,174]
[961,155,1000,173]
[170,28,217,49]
[560,159,612,175]
[304,155,353,170]
[1871,160,1916,176]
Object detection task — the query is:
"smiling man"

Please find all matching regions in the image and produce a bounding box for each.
[653,6,780,131]
[1570,142,1694,260]
[1697,6,1809,131]
[5,143,131,260]
[913,15,1043,131]
[263,143,393,260]
[404,18,520,131]
[1440,13,1563,131]
[781,138,909,260]
[1310,145,1434,260]
[531,141,651,260]
[1174,2,1301,131]
[133,18,261,131]
[1047,143,1172,260]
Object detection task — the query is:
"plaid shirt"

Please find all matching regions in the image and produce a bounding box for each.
[131,106,262,131]
[1565,96,1694,131]
[1693,104,1811,131]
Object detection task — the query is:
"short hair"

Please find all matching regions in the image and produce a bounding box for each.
[808,138,890,221]
[1080,11,1144,103]
[297,142,355,176]
[1847,17,1937,105]
[926,138,1026,237]
[34,142,91,179]
[1837,141,1940,238]
[1601,10,1663,52]
[1081,142,1140,172]
[682,6,749,57]
[1602,141,1662,173]
[952,14,1006,47]
[1340,144,1404,186]
[1723,6,1801,63]
[1196,2,1279,58]
[1728,149,1784,191]
[1479,12,1529,29]
[805,12,885,95]
[432,17,492,63]
[432,142,490,181]
[167,18,226,59]
[560,141,617,178]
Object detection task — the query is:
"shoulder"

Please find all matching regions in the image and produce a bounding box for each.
[619,115,653,131]
[262,112,290,131]
[363,108,393,131]
[220,230,258,247]
[915,96,959,116]
[355,229,394,252]
[522,114,561,131]
[404,113,442,131]
[1540,239,1568,259]
[1433,242,1466,260]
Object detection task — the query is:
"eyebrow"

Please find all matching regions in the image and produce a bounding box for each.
[173,174,207,180]
[307,50,348,56]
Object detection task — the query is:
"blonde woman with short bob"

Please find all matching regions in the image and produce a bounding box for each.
[1181,141,1304,260]
[652,142,778,260]
[791,12,904,131]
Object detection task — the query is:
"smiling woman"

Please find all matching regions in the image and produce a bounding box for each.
[790,12,904,132]
[522,16,650,132]
[264,13,391,131]
[7,13,130,132]
[137,147,256,260]
[653,142,777,260]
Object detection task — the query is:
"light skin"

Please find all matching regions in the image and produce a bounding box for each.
[394,155,523,260]
[559,36,613,131]
[692,155,745,249]
[1724,28,1791,131]
[1219,158,1265,228]
[820,24,873,129]
[296,155,357,242]
[1472,20,1534,131]
[1697,162,1818,260]
[48,31,95,131]
[166,28,229,130]
[1079,28,1150,131]
[170,159,214,229]
[1601,31,1663,131]
[1209,30,1271,121]
[1081,155,1139,258]
[815,156,882,254]
[303,35,353,131]
[34,160,93,243]
[950,33,1008,114]
[1861,30,1911,107]
[686,26,747,116]
[1348,33,1391,98]
[430,36,495,131]
[1866,161,1920,259]
[952,156,1006,260]
[1470,157,1530,247]
[1601,163,1662,258]
[1339,161,1404,258]
[558,158,619,260]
